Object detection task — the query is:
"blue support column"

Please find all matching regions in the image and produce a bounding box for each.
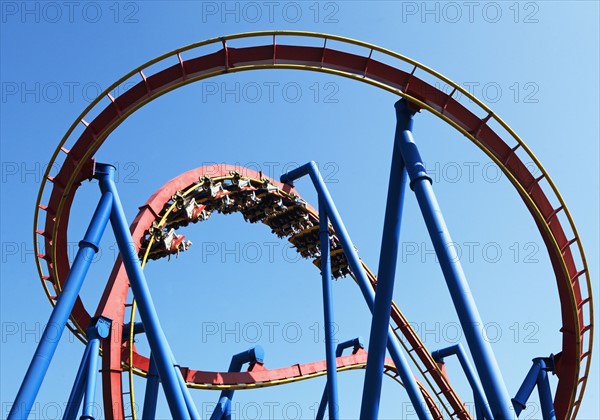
[174,362,201,419]
[536,359,556,420]
[9,192,113,420]
[95,163,193,420]
[319,196,340,420]
[431,344,493,419]
[317,337,363,419]
[210,399,228,420]
[393,99,513,418]
[281,163,431,420]
[142,354,160,420]
[512,357,555,420]
[210,347,264,420]
[361,104,409,419]
[512,363,541,416]
[80,336,100,420]
[474,398,485,420]
[81,317,111,420]
[63,344,92,419]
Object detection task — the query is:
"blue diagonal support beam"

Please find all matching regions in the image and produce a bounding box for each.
[393,99,513,419]
[96,163,196,420]
[9,192,113,420]
[281,162,431,420]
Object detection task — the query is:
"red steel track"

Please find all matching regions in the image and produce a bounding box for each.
[34,32,593,419]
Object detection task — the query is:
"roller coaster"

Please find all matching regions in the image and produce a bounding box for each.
[8,31,594,419]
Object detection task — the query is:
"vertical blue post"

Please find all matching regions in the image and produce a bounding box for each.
[210,347,264,420]
[319,196,339,420]
[210,398,228,420]
[360,103,409,419]
[393,99,513,418]
[9,192,113,420]
[431,344,493,419]
[512,363,541,416]
[95,163,192,420]
[281,164,431,420]
[536,359,556,420]
[174,362,201,419]
[317,337,363,420]
[142,354,160,420]
[474,396,485,420]
[80,336,100,420]
[63,344,92,419]
[81,317,111,419]
[512,357,555,420]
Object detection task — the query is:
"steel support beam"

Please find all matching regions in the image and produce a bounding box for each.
[210,347,264,420]
[319,195,340,420]
[142,354,160,420]
[316,337,363,419]
[175,361,201,419]
[281,163,431,420]
[361,103,409,419]
[96,163,194,420]
[64,343,92,419]
[512,357,556,420]
[9,192,113,420]
[393,99,513,418]
[81,317,111,420]
[432,344,493,419]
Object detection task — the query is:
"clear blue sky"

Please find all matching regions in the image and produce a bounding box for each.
[1,1,598,419]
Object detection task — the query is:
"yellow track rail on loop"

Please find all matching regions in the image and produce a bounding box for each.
[32,31,592,419]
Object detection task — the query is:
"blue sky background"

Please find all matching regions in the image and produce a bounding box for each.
[1,1,598,419]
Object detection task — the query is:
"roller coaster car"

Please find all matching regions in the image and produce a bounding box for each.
[238,190,260,208]
[165,194,211,230]
[289,224,338,258]
[163,228,190,252]
[184,198,209,221]
[264,205,312,238]
[198,176,225,198]
[256,179,279,195]
[215,194,237,214]
[142,228,192,260]
[314,248,351,279]
[289,232,319,258]
[241,194,284,223]
[225,172,252,190]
